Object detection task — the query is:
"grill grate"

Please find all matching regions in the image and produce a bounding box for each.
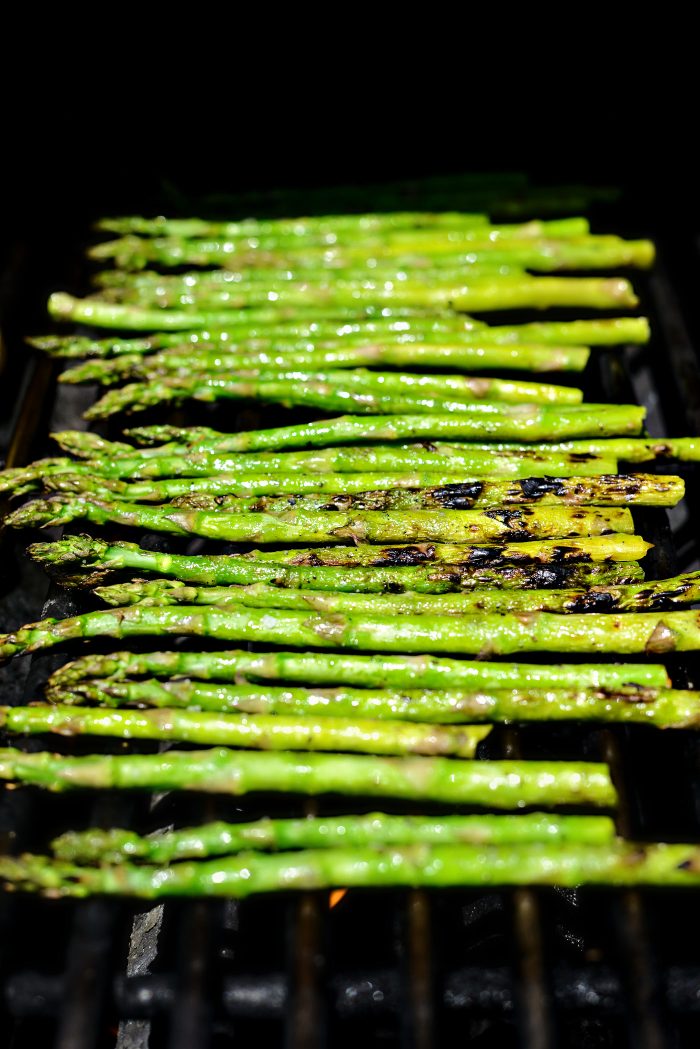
[1,200,700,1048]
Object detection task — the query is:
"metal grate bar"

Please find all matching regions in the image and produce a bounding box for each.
[53,899,118,1049]
[286,893,325,1049]
[168,901,214,1049]
[401,890,435,1049]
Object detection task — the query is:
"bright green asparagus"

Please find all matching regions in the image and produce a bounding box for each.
[51,811,617,864]
[50,678,700,730]
[59,344,591,386]
[0,746,615,806]
[48,648,668,693]
[30,317,651,359]
[4,604,700,663]
[0,706,492,759]
[7,840,700,897]
[92,569,700,616]
[49,275,639,332]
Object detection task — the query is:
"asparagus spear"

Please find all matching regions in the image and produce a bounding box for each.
[62,412,649,458]
[150,475,684,512]
[0,706,492,759]
[52,678,700,730]
[89,235,647,275]
[0,747,615,806]
[89,219,585,263]
[91,242,651,303]
[77,472,677,508]
[7,840,700,898]
[6,497,634,545]
[37,464,678,509]
[48,648,670,693]
[85,225,606,265]
[5,604,700,663]
[28,535,650,590]
[59,343,591,387]
[31,317,651,359]
[90,234,654,286]
[37,466,625,502]
[1,442,629,491]
[49,276,639,332]
[65,365,587,407]
[93,214,584,240]
[83,372,644,420]
[52,811,617,864]
[83,432,700,467]
[93,569,700,616]
[48,294,455,330]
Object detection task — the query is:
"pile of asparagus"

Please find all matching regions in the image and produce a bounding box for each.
[3,196,700,898]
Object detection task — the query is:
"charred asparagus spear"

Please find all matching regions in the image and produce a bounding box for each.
[1,455,628,501]
[92,569,700,616]
[28,535,650,590]
[5,498,635,545]
[151,475,684,512]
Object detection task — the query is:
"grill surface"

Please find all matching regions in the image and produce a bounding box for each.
[1,183,700,1048]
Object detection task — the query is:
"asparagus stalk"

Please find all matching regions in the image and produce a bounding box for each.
[92,433,700,467]
[51,811,617,865]
[36,466,625,502]
[6,497,634,545]
[48,648,670,693]
[28,534,650,590]
[39,460,679,508]
[48,294,456,330]
[7,840,700,898]
[1,445,620,488]
[229,536,647,566]
[91,243,651,304]
[2,442,630,490]
[93,569,700,616]
[65,365,587,407]
[90,234,654,287]
[49,276,639,332]
[85,225,604,264]
[149,475,684,512]
[51,678,700,730]
[89,235,646,275]
[93,214,583,240]
[0,747,615,807]
[59,343,591,387]
[83,371,643,420]
[89,220,584,264]
[0,706,492,759]
[72,472,677,508]
[31,317,651,359]
[5,604,700,663]
[66,412,650,458]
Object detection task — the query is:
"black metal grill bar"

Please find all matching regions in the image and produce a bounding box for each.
[402,891,435,1049]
